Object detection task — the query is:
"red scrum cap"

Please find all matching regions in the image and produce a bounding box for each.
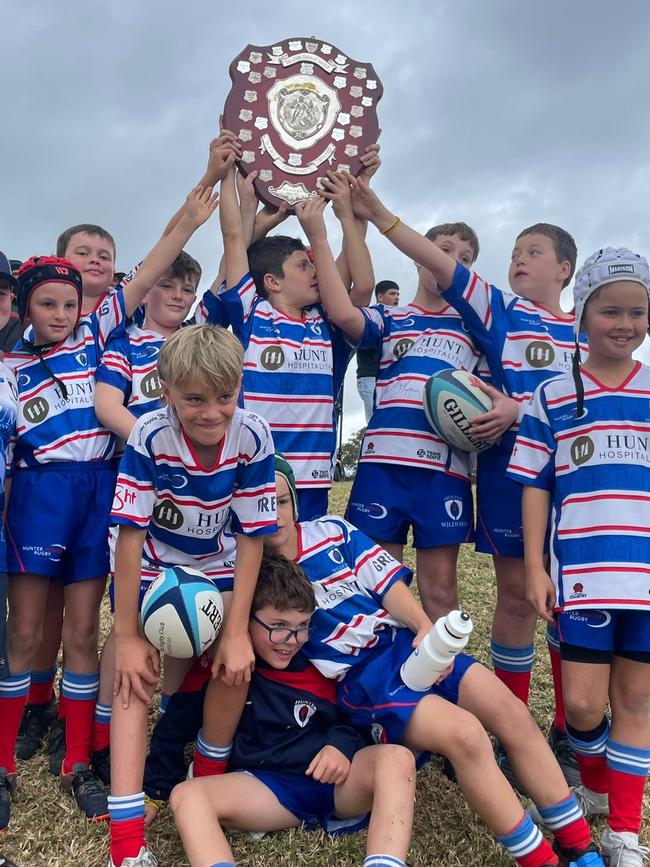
[17,256,83,327]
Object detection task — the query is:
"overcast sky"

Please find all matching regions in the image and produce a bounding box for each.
[2,0,649,439]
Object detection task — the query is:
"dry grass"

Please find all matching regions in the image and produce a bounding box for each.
[2,482,647,865]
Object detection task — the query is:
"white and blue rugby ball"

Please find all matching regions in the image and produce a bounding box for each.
[423,370,493,453]
[141,566,224,658]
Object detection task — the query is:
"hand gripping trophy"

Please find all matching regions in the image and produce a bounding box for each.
[223,37,383,209]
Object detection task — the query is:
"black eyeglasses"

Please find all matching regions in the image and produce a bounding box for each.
[252,614,312,645]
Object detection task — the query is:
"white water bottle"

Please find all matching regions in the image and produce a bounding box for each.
[400,610,473,692]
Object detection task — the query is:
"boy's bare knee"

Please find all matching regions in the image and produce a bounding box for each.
[378,744,416,776]
[62,618,99,657]
[611,684,650,718]
[446,715,490,763]
[496,594,533,624]
[564,691,603,727]
[8,623,42,661]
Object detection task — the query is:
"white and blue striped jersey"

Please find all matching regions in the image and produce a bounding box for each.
[297,516,412,681]
[96,297,227,451]
[111,405,277,583]
[96,325,166,421]
[207,275,352,490]
[506,362,650,611]
[357,302,481,479]
[5,291,125,467]
[443,262,587,438]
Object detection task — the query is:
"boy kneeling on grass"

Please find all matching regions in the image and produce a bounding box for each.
[170,553,416,867]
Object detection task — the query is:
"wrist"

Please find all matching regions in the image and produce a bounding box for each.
[337,210,356,226]
[115,615,140,639]
[371,205,394,229]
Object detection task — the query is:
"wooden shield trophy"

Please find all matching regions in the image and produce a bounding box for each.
[223,37,383,210]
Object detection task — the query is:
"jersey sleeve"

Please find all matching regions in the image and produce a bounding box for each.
[506,384,556,490]
[325,720,366,761]
[88,287,128,352]
[218,273,259,339]
[192,288,227,326]
[111,418,159,528]
[356,305,386,351]
[442,263,510,390]
[95,329,132,397]
[338,517,412,602]
[229,413,277,536]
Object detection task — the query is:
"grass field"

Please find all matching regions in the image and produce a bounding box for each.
[3,481,647,866]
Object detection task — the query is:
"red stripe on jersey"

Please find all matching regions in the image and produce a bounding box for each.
[375,565,403,593]
[562,598,650,608]
[113,512,148,526]
[117,478,155,492]
[246,394,333,405]
[564,493,650,505]
[35,430,109,456]
[233,485,276,498]
[558,524,650,535]
[563,565,650,576]
[297,526,345,558]
[325,614,365,644]
[507,463,539,478]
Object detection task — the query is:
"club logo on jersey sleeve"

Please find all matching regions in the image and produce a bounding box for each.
[392,337,414,360]
[525,341,556,368]
[153,499,184,530]
[260,346,285,370]
[141,370,163,399]
[570,435,595,466]
[23,396,49,425]
[293,700,317,727]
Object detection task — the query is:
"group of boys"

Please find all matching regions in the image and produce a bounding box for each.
[0,126,645,867]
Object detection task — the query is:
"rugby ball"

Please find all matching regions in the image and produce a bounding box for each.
[423,370,493,453]
[141,566,224,658]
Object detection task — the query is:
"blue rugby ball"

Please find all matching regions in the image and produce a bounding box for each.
[141,566,223,658]
[423,370,493,453]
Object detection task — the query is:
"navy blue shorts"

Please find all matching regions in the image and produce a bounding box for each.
[557,609,650,662]
[338,627,476,745]
[346,462,474,548]
[7,462,116,583]
[296,488,329,522]
[475,444,524,556]
[242,769,369,834]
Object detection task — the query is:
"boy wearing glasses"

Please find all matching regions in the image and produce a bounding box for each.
[161,553,416,867]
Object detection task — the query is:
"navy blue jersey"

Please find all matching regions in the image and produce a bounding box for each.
[143,652,365,800]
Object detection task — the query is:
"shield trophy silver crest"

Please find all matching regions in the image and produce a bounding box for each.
[223,38,383,210]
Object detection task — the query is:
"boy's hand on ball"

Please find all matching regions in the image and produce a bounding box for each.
[212,632,255,686]
[525,565,556,623]
[306,745,350,785]
[114,634,160,708]
[469,383,518,442]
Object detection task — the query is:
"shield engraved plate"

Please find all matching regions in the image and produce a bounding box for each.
[223,38,383,210]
